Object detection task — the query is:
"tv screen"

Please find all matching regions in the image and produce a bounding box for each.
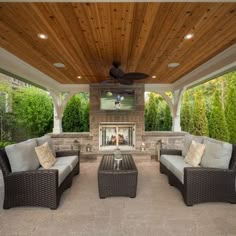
[100,89,135,110]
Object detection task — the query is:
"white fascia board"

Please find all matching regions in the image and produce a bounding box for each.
[173,43,236,91]
[0,47,60,90]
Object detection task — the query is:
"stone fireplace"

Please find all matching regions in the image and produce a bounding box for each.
[90,84,145,151]
[99,122,135,150]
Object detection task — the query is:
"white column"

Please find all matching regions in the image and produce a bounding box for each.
[53,107,63,133]
[171,89,185,132]
[49,90,77,134]
[172,115,181,132]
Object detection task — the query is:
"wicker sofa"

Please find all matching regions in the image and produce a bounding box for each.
[160,135,236,206]
[0,135,80,210]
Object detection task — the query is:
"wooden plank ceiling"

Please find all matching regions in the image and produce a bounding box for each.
[0,2,236,84]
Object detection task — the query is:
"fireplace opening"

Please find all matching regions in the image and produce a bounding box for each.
[99,123,135,150]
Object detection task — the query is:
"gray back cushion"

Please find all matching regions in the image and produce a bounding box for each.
[5,139,40,172]
[36,135,56,156]
[182,135,204,157]
[201,138,232,169]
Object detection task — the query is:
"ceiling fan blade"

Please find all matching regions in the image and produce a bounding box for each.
[109,67,125,79]
[123,72,149,80]
[118,78,133,85]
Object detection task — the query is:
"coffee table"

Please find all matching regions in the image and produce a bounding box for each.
[98,154,138,198]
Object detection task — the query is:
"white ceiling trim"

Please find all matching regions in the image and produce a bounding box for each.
[173,43,236,91]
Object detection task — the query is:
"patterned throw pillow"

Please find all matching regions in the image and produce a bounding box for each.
[184,140,206,167]
[35,142,56,169]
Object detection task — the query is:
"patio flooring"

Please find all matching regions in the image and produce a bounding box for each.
[0,155,236,236]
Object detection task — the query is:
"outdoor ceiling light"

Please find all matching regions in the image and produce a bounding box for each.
[168,63,180,68]
[184,33,194,40]
[152,75,156,79]
[37,33,48,39]
[53,62,65,68]
[77,76,82,79]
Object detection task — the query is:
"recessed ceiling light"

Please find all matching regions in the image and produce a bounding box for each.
[152,75,156,79]
[77,76,82,79]
[37,33,48,39]
[53,62,65,68]
[184,33,194,40]
[168,63,180,68]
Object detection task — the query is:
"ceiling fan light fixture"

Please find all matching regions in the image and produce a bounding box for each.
[184,33,194,40]
[168,63,180,68]
[53,62,65,68]
[37,33,48,39]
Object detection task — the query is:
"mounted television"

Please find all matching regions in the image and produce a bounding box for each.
[100,89,135,111]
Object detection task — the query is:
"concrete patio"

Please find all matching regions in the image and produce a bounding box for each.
[0,156,235,236]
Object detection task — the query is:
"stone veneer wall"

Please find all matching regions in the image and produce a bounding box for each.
[50,132,93,152]
[142,131,186,152]
[49,131,186,153]
[90,84,145,151]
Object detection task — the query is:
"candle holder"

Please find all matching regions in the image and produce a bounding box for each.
[140,142,145,152]
[72,139,80,151]
[86,143,92,152]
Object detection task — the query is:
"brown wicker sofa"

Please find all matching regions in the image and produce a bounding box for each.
[160,135,236,206]
[0,135,80,210]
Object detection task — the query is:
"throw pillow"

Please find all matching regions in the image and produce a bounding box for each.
[200,139,232,169]
[36,135,56,157]
[184,140,206,167]
[35,142,56,169]
[5,139,40,172]
[182,135,204,157]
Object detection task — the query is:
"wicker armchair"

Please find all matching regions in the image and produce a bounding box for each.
[160,145,236,206]
[0,149,80,210]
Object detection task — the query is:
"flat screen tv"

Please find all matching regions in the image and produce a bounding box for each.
[100,89,135,111]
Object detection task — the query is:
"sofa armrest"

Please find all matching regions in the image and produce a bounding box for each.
[5,169,58,192]
[184,167,236,205]
[160,149,182,156]
[56,150,80,159]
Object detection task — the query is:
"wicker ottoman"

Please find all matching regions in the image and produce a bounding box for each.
[98,154,138,198]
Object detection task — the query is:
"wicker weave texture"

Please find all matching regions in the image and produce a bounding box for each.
[0,149,80,209]
[98,154,138,198]
[160,146,236,206]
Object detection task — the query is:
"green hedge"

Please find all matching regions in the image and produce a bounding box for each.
[0,141,15,149]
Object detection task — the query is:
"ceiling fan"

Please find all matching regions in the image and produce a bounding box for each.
[103,61,149,85]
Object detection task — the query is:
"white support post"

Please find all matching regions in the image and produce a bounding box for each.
[49,90,77,134]
[53,107,63,133]
[172,115,181,132]
[171,88,185,132]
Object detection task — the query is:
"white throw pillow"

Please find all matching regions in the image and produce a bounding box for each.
[35,142,56,169]
[184,140,206,167]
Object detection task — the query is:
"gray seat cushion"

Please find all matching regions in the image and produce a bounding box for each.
[182,135,204,157]
[5,139,40,172]
[201,138,232,169]
[36,135,56,156]
[160,154,184,169]
[39,162,71,186]
[160,154,191,184]
[55,156,78,171]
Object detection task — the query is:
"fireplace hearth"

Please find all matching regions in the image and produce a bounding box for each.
[99,123,135,150]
